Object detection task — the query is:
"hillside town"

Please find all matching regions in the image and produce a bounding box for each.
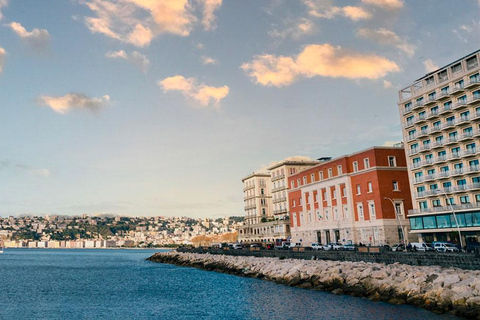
[0,214,242,248]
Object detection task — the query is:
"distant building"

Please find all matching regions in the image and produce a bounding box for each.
[288,146,415,246]
[398,49,480,244]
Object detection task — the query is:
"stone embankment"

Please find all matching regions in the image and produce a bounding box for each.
[148,251,480,319]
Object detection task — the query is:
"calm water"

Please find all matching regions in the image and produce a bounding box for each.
[0,249,460,320]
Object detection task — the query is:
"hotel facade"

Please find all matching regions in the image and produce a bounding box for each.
[288,146,415,246]
[398,49,480,244]
[238,158,319,243]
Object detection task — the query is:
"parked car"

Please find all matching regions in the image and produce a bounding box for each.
[231,243,243,250]
[250,243,262,249]
[343,243,355,251]
[323,243,344,251]
[391,244,405,252]
[380,244,392,251]
[275,241,290,250]
[434,242,459,253]
[410,242,434,252]
[311,243,324,250]
[289,242,302,249]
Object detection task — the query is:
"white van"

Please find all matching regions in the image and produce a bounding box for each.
[289,242,302,249]
[410,242,433,252]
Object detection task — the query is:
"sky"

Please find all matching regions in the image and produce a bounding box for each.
[0,0,479,218]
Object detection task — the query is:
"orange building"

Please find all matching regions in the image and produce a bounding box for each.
[288,146,415,246]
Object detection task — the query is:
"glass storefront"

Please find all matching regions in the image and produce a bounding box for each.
[410,211,480,230]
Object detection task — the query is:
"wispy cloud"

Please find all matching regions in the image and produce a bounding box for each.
[105,50,149,72]
[0,46,5,74]
[37,93,110,114]
[159,75,229,108]
[361,0,403,10]
[201,55,217,65]
[0,0,7,20]
[356,28,415,57]
[241,43,399,87]
[423,59,439,73]
[383,80,393,89]
[268,18,315,39]
[7,21,50,52]
[0,160,51,177]
[83,0,223,47]
[303,0,371,21]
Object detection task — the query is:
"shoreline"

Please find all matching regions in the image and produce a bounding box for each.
[148,251,480,319]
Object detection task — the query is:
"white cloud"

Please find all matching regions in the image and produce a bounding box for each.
[83,0,223,47]
[105,50,149,72]
[201,56,217,65]
[195,42,205,50]
[0,46,5,74]
[199,0,222,31]
[7,22,50,51]
[383,80,392,89]
[0,0,7,20]
[303,0,371,21]
[159,75,229,108]
[37,93,110,114]
[361,0,403,10]
[356,28,415,57]
[423,59,439,73]
[242,43,400,87]
[460,24,473,32]
[268,18,315,39]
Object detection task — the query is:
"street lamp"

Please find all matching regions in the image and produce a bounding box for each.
[440,190,464,250]
[384,197,406,244]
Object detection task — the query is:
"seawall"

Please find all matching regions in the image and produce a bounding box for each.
[148,251,480,319]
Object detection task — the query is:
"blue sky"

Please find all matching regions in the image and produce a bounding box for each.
[0,0,479,218]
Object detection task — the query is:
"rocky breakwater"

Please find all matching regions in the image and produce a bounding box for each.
[148,251,480,318]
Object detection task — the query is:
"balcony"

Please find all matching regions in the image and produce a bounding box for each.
[467,95,480,105]
[432,141,444,149]
[271,174,285,182]
[273,208,288,215]
[272,197,287,204]
[419,144,431,153]
[450,86,465,95]
[243,185,255,191]
[464,148,477,157]
[244,204,257,210]
[447,152,461,161]
[439,104,453,114]
[437,91,451,100]
[424,174,437,182]
[408,148,419,156]
[430,125,442,134]
[411,162,421,169]
[426,110,440,119]
[406,134,417,142]
[404,121,415,129]
[442,120,456,130]
[450,169,465,177]
[472,111,480,121]
[417,129,429,138]
[424,96,437,106]
[409,202,480,216]
[459,132,474,141]
[413,101,424,110]
[454,100,468,110]
[465,78,480,89]
[475,129,480,137]
[402,106,413,115]
[456,116,470,126]
[434,155,447,164]
[413,176,424,184]
[272,185,286,193]
[444,137,458,146]
[415,114,427,124]
[438,171,450,179]
[466,165,480,174]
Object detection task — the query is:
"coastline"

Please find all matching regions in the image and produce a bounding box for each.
[148,251,480,319]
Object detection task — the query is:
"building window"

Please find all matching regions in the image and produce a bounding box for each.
[332,189,337,199]
[432,199,441,207]
[460,196,470,204]
[353,161,358,172]
[297,179,300,187]
[310,173,315,182]
[291,181,294,189]
[356,184,361,195]
[393,181,399,191]
[368,201,376,218]
[303,176,307,185]
[367,182,373,193]
[292,200,296,207]
[364,158,370,169]
[319,172,323,180]
[328,168,332,178]
[342,186,346,197]
[388,156,397,167]
[299,198,302,205]
[357,204,364,220]
[395,203,403,216]
[338,165,343,175]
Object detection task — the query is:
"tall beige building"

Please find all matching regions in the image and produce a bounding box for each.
[398,49,480,245]
[238,158,319,243]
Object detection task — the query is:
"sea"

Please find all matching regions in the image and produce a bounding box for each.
[0,249,460,320]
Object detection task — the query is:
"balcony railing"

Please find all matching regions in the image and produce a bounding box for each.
[409,202,480,215]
